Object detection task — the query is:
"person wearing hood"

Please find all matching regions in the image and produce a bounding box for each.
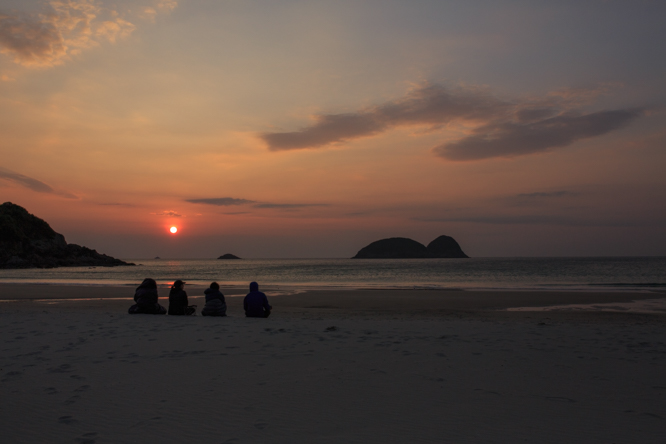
[168,279,196,315]
[244,281,272,318]
[128,278,166,314]
[201,282,227,317]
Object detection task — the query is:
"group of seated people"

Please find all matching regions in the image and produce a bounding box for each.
[128,278,272,318]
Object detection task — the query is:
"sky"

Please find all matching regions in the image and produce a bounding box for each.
[1,0,665,259]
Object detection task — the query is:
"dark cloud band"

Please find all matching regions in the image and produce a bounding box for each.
[253,203,328,209]
[417,215,636,228]
[0,167,76,198]
[0,168,55,193]
[261,84,642,161]
[186,197,327,210]
[515,191,579,199]
[261,85,508,151]
[185,197,256,206]
[434,109,642,160]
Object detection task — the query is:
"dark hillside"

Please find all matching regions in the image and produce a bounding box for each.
[0,202,134,269]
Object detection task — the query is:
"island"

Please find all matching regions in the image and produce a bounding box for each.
[218,253,241,260]
[352,235,468,258]
[0,202,135,269]
[426,235,469,258]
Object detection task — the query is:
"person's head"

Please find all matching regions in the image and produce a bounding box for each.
[139,278,157,289]
[172,279,185,290]
[210,282,219,290]
[250,281,258,292]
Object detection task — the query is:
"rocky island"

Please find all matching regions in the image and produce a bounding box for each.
[0,202,134,269]
[353,235,468,259]
[218,253,241,259]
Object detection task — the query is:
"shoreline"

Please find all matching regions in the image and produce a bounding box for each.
[2,280,666,291]
[1,284,665,317]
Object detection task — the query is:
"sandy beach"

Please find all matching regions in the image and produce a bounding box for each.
[2,285,666,443]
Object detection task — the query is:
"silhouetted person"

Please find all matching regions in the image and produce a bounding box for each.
[244,281,271,318]
[128,278,166,314]
[201,282,227,317]
[168,279,196,315]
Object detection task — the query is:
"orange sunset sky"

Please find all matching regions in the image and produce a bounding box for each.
[1,0,665,258]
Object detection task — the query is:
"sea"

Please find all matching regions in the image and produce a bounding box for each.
[1,257,665,292]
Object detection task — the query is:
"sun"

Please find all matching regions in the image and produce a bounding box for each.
[169,226,178,234]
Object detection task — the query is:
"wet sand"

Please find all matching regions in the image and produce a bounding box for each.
[2,283,666,315]
[1,285,665,443]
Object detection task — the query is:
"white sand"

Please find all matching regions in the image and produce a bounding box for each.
[1,286,666,443]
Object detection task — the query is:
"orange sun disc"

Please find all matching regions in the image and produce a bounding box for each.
[169,226,178,234]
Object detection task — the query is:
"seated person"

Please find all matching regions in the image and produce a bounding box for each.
[168,279,196,315]
[201,282,227,317]
[244,281,272,318]
[128,278,166,314]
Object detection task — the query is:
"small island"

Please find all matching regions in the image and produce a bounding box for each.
[218,253,241,260]
[0,202,134,269]
[353,235,468,259]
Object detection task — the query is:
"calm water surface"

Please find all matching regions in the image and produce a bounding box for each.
[1,257,665,292]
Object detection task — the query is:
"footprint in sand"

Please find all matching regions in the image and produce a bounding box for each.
[545,396,576,403]
[474,389,501,396]
[49,364,73,373]
[58,416,78,425]
[64,395,81,405]
[76,432,98,444]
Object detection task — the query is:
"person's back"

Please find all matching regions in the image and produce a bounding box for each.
[169,279,187,316]
[243,281,271,318]
[129,278,166,314]
[168,280,195,315]
[202,282,227,317]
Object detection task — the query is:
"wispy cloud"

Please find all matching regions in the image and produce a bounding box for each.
[416,214,636,228]
[0,0,176,68]
[93,201,135,207]
[262,84,507,151]
[261,83,643,161]
[435,109,641,160]
[153,210,183,217]
[0,167,76,198]
[140,0,178,22]
[505,190,581,208]
[253,203,328,209]
[515,191,580,199]
[186,197,328,210]
[186,197,257,206]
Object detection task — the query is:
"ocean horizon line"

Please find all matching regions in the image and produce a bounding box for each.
[124,255,666,261]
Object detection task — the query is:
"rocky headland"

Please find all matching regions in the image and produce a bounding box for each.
[353,235,468,258]
[0,202,134,269]
[218,253,241,259]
